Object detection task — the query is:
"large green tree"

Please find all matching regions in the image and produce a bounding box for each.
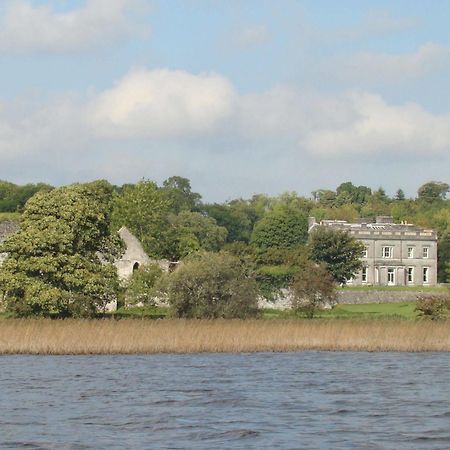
[309,227,364,284]
[0,182,120,317]
[162,176,202,214]
[167,211,228,260]
[251,206,308,250]
[111,180,172,258]
[418,181,449,202]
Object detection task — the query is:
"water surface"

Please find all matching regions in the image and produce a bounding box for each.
[1,352,450,449]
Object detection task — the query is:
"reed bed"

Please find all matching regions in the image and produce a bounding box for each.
[0,319,449,354]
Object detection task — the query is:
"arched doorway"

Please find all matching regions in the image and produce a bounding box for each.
[132,262,140,273]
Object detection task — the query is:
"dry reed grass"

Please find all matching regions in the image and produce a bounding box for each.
[1,319,449,354]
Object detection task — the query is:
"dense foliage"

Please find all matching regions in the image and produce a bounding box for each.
[0,180,53,212]
[309,227,365,284]
[159,252,260,319]
[291,262,337,318]
[124,264,164,306]
[1,177,448,318]
[0,182,120,317]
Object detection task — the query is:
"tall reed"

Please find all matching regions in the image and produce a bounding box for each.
[0,319,449,354]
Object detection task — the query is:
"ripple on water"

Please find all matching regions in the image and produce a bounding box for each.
[1,352,450,449]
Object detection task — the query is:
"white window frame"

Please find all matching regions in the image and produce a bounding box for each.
[362,247,368,258]
[422,247,429,259]
[407,267,414,284]
[382,246,393,258]
[407,247,414,258]
[387,267,395,285]
[423,267,429,284]
[361,267,368,283]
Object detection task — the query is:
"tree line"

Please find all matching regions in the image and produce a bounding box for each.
[0,177,448,319]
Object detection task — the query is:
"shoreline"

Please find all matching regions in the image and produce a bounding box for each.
[1,319,449,354]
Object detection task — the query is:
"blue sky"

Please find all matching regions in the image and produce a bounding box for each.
[0,0,449,201]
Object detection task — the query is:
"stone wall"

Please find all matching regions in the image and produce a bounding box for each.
[337,290,448,304]
[258,288,448,309]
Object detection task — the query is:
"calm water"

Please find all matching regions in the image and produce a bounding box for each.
[1,352,450,449]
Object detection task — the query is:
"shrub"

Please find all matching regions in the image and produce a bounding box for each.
[291,262,337,318]
[160,252,259,319]
[415,295,450,320]
[125,264,164,306]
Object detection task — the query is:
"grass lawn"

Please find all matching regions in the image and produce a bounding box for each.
[262,301,419,320]
[0,212,21,221]
[0,302,421,321]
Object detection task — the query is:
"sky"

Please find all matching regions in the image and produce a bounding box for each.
[0,0,449,201]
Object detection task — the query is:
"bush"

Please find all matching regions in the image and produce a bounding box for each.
[291,262,337,318]
[159,252,260,319]
[415,295,450,320]
[124,264,164,306]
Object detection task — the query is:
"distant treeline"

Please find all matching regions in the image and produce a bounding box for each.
[1,177,449,282]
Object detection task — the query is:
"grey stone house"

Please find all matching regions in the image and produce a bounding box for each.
[309,216,438,286]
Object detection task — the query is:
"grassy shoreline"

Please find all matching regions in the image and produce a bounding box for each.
[0,318,449,354]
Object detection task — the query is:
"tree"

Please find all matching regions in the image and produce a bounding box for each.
[124,264,164,306]
[251,206,308,250]
[162,176,202,214]
[167,210,228,260]
[203,200,255,243]
[309,227,365,284]
[395,189,405,201]
[0,183,120,317]
[0,180,53,212]
[336,182,371,205]
[291,262,337,318]
[111,180,172,258]
[418,181,449,202]
[159,252,259,319]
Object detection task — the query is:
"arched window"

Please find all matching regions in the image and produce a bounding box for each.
[132,262,140,272]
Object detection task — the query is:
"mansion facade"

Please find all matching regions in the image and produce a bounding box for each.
[309,216,438,287]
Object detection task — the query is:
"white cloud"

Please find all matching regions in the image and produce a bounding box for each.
[333,43,450,83]
[302,92,450,157]
[0,95,87,158]
[1,68,449,198]
[0,0,146,53]
[230,24,270,49]
[88,68,237,138]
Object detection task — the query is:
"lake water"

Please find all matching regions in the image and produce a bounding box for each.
[1,352,450,449]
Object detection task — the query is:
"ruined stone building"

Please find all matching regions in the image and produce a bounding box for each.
[114,226,170,281]
[309,216,438,286]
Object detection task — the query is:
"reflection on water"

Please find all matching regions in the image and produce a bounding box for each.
[1,352,450,449]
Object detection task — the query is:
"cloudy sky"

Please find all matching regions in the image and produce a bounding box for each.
[0,0,449,201]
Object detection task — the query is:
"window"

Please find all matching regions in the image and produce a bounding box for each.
[407,267,414,283]
[423,267,429,284]
[423,247,429,259]
[362,247,368,258]
[387,267,395,285]
[375,267,379,284]
[361,267,368,283]
[407,247,414,258]
[382,246,393,258]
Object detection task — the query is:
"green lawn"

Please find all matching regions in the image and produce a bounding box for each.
[0,301,421,320]
[262,301,419,320]
[0,212,21,221]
